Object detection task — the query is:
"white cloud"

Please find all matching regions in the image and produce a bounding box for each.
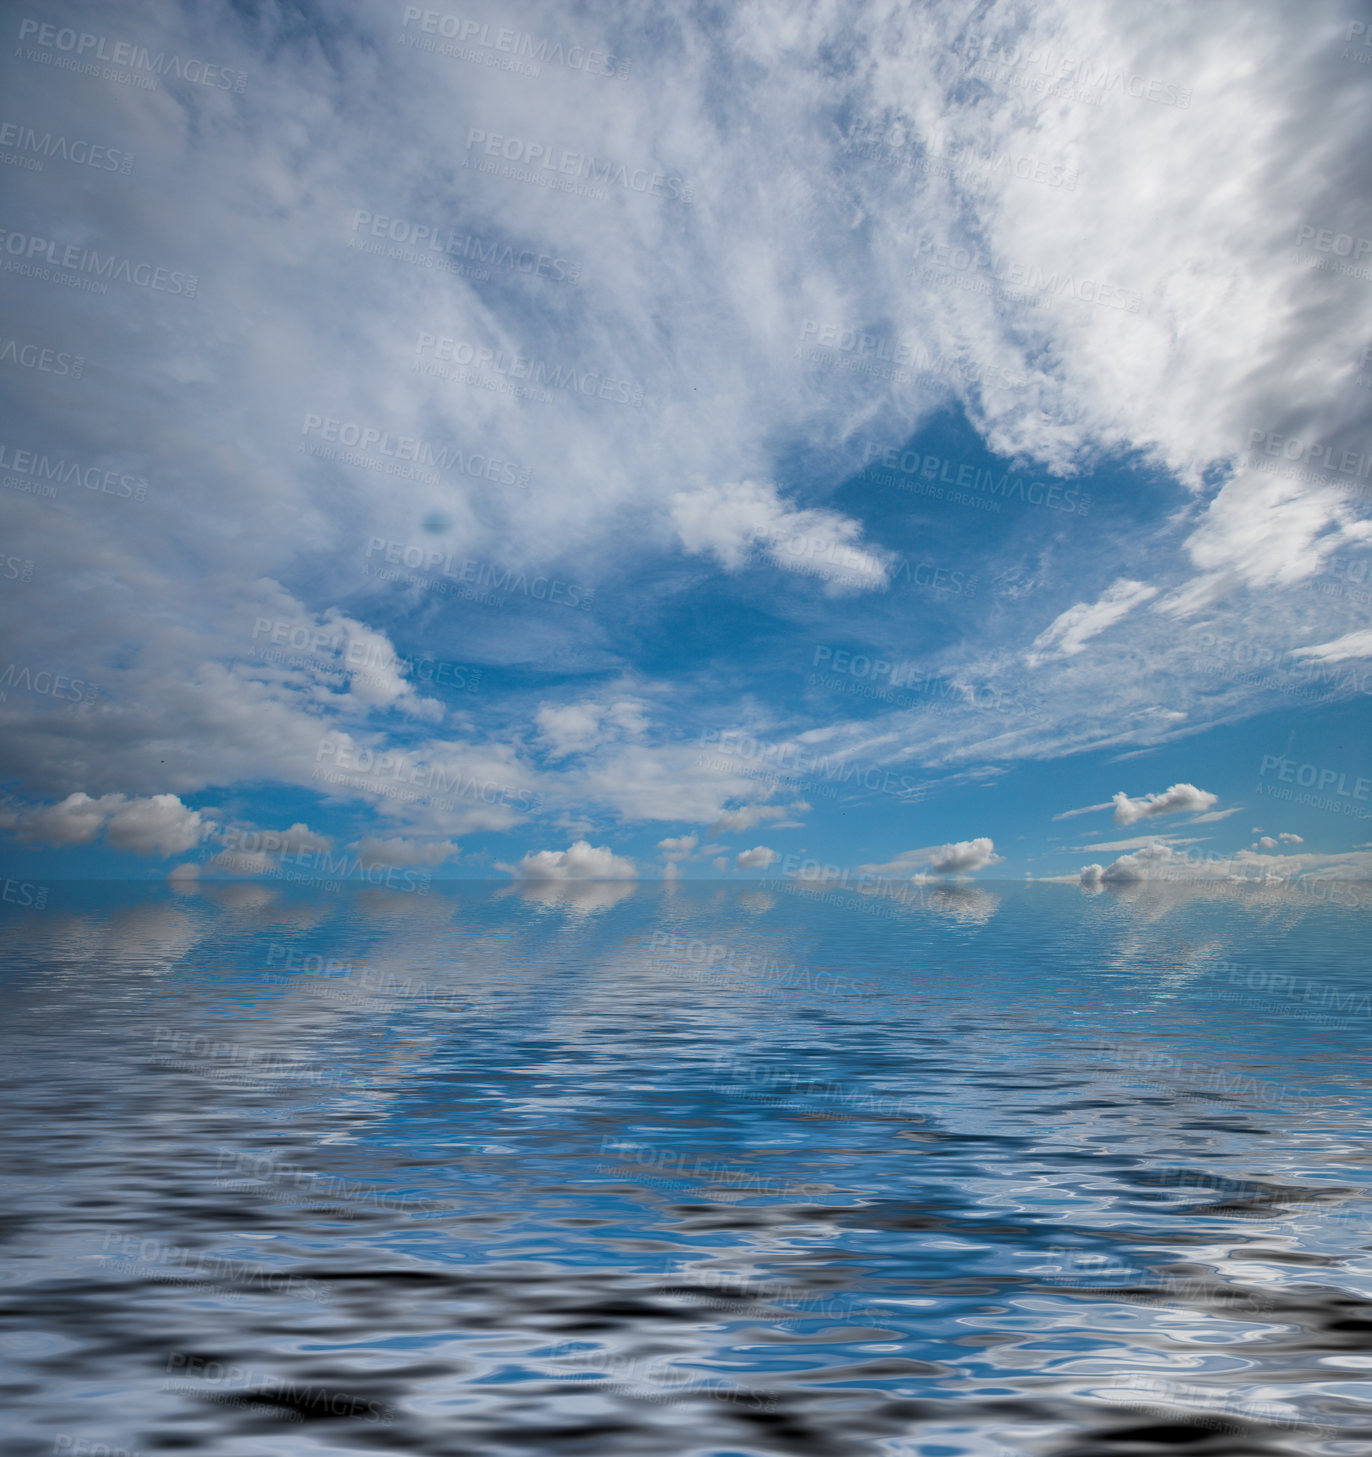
[860,836,1001,878]
[1188,807,1244,824]
[1071,834,1202,854]
[511,840,637,881]
[2,792,214,857]
[1053,800,1115,822]
[2,0,1370,865]
[1112,783,1218,825]
[657,834,699,861]
[670,480,893,592]
[1028,579,1158,665]
[1080,842,1372,888]
[736,845,778,869]
[1293,629,1372,666]
[1163,474,1372,614]
[536,698,650,760]
[927,838,1002,876]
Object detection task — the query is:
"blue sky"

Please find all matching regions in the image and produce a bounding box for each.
[1,0,1370,891]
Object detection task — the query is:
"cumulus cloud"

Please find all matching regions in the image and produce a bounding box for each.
[657,834,699,861]
[927,838,1002,876]
[2,792,214,857]
[860,836,1001,878]
[736,845,778,869]
[1078,842,1371,888]
[1112,784,1218,825]
[670,480,893,592]
[536,698,651,759]
[510,840,637,881]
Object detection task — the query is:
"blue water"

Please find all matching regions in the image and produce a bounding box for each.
[2,878,1371,1455]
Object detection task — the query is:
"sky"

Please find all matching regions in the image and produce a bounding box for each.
[1,0,1370,892]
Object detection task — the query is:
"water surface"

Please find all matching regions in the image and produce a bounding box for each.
[2,878,1371,1455]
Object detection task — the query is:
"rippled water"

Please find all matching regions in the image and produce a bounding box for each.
[2,878,1371,1455]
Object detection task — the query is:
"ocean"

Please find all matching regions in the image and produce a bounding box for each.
[2,877,1370,1455]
